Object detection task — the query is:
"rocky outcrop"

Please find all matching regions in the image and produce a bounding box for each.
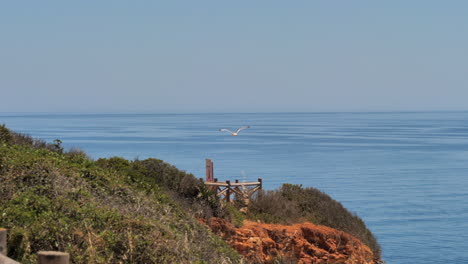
[201,218,376,264]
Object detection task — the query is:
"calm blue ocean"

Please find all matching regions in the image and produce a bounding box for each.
[1,112,468,264]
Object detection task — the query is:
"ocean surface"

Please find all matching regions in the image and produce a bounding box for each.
[1,112,468,264]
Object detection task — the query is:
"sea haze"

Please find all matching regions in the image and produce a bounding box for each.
[2,112,468,264]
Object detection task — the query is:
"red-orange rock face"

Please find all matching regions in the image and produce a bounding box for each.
[201,218,376,264]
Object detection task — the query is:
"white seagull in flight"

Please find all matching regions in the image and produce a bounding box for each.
[219,126,250,136]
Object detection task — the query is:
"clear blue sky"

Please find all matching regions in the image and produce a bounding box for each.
[1,1,467,113]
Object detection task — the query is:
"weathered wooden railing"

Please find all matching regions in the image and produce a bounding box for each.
[204,178,262,203]
[203,159,262,205]
[0,228,69,264]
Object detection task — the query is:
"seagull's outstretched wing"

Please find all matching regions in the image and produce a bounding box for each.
[219,128,234,134]
[236,126,250,134]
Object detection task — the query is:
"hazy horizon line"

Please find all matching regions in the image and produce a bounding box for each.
[1,110,468,116]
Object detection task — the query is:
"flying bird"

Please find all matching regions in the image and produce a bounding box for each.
[219,126,250,136]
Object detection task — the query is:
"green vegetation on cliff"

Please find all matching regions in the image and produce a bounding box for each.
[0,125,381,263]
[0,125,240,263]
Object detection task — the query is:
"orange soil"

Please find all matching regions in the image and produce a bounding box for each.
[201,218,376,264]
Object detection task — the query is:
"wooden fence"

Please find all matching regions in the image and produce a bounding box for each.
[0,228,69,264]
[203,159,262,204]
[204,178,262,203]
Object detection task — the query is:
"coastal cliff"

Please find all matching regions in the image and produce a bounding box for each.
[0,125,380,263]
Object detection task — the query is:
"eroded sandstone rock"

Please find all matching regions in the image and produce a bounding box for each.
[201,218,376,264]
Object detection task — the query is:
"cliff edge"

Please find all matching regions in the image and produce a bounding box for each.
[1,124,381,263]
[202,218,376,264]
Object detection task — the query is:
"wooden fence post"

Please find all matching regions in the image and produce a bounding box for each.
[205,159,214,182]
[0,228,7,256]
[37,251,69,264]
[0,228,21,264]
[226,180,231,202]
[234,180,239,201]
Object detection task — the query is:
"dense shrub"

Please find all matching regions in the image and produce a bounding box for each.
[0,124,63,153]
[64,147,91,163]
[0,126,241,263]
[248,184,381,259]
[0,124,13,142]
[94,157,226,219]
